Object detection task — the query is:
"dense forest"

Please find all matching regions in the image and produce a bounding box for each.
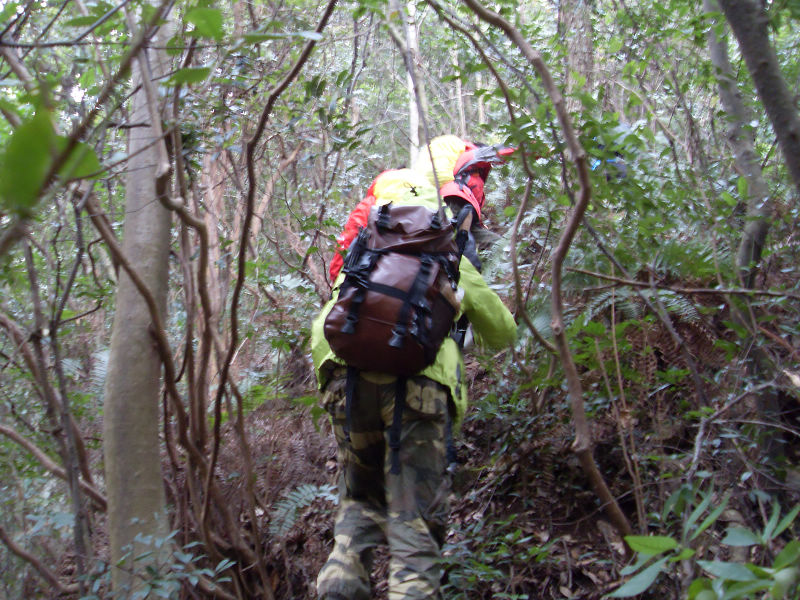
[1,0,799,598]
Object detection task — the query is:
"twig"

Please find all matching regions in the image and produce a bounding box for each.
[511,181,557,354]
[567,266,800,300]
[0,424,106,509]
[0,525,78,595]
[0,218,29,261]
[687,382,775,480]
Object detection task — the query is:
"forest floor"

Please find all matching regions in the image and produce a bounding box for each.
[237,359,632,600]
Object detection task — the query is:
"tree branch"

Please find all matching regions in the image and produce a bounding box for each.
[0,525,78,595]
[0,424,106,510]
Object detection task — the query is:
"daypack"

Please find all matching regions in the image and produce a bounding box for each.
[324,202,471,376]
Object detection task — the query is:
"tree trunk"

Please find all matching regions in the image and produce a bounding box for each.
[561,0,595,114]
[718,0,800,195]
[704,0,772,286]
[405,0,424,163]
[452,48,467,138]
[102,18,172,592]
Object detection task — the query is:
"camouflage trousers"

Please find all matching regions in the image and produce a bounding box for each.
[316,371,452,600]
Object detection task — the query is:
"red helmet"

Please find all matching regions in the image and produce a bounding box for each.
[440,143,515,221]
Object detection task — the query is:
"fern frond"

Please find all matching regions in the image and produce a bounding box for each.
[90,349,108,399]
[652,238,732,281]
[640,290,703,325]
[269,483,337,538]
[583,288,644,322]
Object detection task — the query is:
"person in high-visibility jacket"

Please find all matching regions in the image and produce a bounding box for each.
[313,138,516,600]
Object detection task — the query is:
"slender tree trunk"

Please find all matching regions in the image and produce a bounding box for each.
[102,18,172,592]
[405,0,424,163]
[562,0,595,114]
[452,48,467,138]
[718,0,800,195]
[704,0,772,286]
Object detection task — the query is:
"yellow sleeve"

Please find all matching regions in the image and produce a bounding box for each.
[458,257,517,350]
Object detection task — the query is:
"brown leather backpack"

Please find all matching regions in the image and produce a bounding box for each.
[324,202,470,376]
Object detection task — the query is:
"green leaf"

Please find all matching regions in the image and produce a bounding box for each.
[0,1,19,24]
[670,547,696,561]
[771,504,800,539]
[63,15,98,27]
[609,557,668,597]
[625,535,678,556]
[168,67,211,85]
[697,560,757,581]
[720,579,772,600]
[690,495,729,541]
[763,501,783,541]
[186,7,223,41]
[56,138,104,180]
[736,176,748,199]
[0,110,57,214]
[773,540,800,570]
[722,526,761,547]
[685,491,715,538]
[720,191,737,207]
[215,558,235,573]
[243,32,282,43]
[165,34,186,56]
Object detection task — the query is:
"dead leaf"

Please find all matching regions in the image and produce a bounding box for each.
[783,370,800,389]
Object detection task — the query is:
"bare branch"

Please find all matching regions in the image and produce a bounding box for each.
[0,424,106,510]
[567,267,800,300]
[0,524,79,595]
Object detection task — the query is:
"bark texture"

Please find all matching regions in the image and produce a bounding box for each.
[704,0,772,285]
[562,0,595,114]
[718,0,800,195]
[102,22,172,591]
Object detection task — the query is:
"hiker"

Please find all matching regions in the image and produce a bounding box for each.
[311,136,517,600]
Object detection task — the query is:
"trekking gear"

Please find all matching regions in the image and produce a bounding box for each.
[323,202,473,377]
[439,143,515,220]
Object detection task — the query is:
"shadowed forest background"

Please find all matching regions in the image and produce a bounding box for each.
[1,0,800,598]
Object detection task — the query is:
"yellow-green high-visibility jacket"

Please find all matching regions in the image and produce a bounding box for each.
[311,171,517,423]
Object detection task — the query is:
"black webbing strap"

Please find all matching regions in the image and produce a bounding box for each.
[445,407,457,470]
[377,203,391,231]
[389,256,433,348]
[389,376,407,475]
[341,247,383,334]
[344,366,358,442]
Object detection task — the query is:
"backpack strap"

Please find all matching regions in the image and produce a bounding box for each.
[389,376,407,475]
[445,405,457,471]
[344,366,358,442]
[389,255,434,348]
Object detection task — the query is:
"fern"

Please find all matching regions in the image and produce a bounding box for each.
[89,349,108,399]
[580,288,702,326]
[269,484,337,538]
[652,238,732,281]
[583,288,644,323]
[641,289,703,325]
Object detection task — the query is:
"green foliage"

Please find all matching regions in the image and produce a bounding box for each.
[442,514,554,599]
[0,109,103,215]
[269,484,337,538]
[75,533,235,599]
[609,489,800,599]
